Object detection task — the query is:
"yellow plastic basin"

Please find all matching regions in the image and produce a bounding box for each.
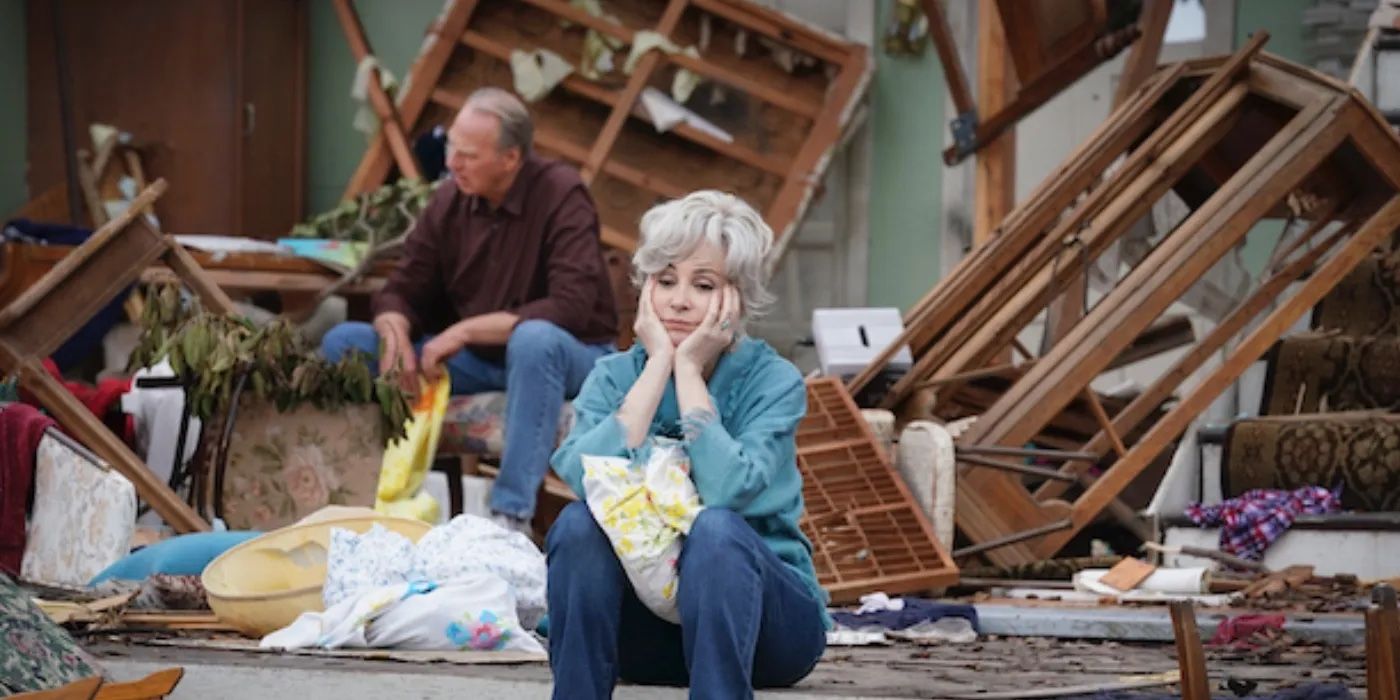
[201,514,433,637]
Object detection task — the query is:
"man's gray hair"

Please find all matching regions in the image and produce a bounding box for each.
[633,190,776,320]
[463,87,533,156]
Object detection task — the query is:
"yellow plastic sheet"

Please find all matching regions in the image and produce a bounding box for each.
[374,376,450,522]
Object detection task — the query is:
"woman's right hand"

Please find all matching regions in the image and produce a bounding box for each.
[633,277,674,362]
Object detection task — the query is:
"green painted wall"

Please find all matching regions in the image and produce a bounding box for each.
[1235,0,1309,278]
[866,0,944,310]
[0,0,26,216]
[306,0,443,214]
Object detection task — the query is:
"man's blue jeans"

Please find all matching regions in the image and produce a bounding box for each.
[319,320,611,519]
[546,502,827,699]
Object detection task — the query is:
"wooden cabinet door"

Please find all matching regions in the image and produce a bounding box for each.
[26,0,305,238]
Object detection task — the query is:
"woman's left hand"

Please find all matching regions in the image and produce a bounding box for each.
[676,285,739,373]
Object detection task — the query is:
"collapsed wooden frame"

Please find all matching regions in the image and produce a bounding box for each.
[0,181,237,533]
[342,0,870,258]
[852,36,1400,566]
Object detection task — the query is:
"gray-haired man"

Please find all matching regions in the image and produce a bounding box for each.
[321,87,618,532]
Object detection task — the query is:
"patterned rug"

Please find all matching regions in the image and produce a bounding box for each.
[1312,251,1400,336]
[1224,411,1400,512]
[1262,333,1400,415]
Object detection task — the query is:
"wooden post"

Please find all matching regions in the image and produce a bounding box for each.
[1170,601,1211,700]
[974,0,1015,246]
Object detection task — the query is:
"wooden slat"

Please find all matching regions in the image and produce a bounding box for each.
[457,29,788,176]
[459,30,620,106]
[1036,212,1358,502]
[332,0,421,181]
[344,0,478,198]
[686,0,849,65]
[93,667,184,700]
[845,62,1186,398]
[10,676,103,700]
[0,180,168,327]
[899,39,1264,375]
[1112,0,1174,108]
[921,0,975,117]
[895,80,1253,412]
[767,29,869,262]
[1081,388,1127,457]
[522,0,841,120]
[583,0,688,181]
[1057,191,1400,556]
[990,101,1353,561]
[162,240,240,315]
[974,0,1015,246]
[428,88,687,200]
[973,96,1343,449]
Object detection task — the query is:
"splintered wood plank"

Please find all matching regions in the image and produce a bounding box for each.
[909,44,1400,565]
[972,96,1346,450]
[798,378,957,602]
[344,0,865,258]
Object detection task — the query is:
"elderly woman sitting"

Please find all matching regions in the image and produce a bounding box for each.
[546,191,828,698]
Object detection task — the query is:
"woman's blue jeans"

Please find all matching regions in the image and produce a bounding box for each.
[545,502,827,699]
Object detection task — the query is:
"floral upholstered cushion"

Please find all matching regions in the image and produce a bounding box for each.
[21,435,137,590]
[438,392,576,457]
[219,399,384,531]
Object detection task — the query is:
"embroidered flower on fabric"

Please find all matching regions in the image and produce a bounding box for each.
[446,610,510,650]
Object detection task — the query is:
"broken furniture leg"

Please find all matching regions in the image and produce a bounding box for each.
[1370,584,1400,700]
[0,180,234,533]
[861,36,1400,567]
[1170,601,1211,700]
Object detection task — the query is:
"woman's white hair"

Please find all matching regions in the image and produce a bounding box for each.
[633,190,776,320]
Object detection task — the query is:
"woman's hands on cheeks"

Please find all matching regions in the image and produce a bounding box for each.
[633,277,674,363]
[676,285,738,374]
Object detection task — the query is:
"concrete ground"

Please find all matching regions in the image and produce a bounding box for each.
[91,632,1369,699]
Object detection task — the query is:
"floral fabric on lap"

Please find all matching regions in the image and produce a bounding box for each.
[582,437,704,623]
